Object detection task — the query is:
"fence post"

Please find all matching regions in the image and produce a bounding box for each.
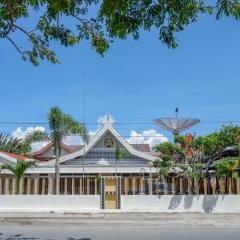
[0,176,2,194]
[164,176,168,194]
[4,176,9,195]
[71,177,75,195]
[87,177,90,195]
[94,178,98,195]
[156,177,159,195]
[140,177,144,194]
[187,176,191,194]
[48,174,54,195]
[211,177,216,194]
[132,177,136,195]
[203,177,207,195]
[228,176,232,194]
[219,177,226,194]
[42,178,46,195]
[79,177,83,195]
[195,177,199,195]
[12,177,16,195]
[237,176,240,195]
[124,178,129,195]
[149,177,152,195]
[27,177,31,195]
[34,175,39,195]
[64,177,68,195]
[19,177,24,194]
[172,177,175,195]
[179,177,183,194]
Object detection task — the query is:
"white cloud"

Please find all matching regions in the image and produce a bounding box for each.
[127,129,168,148]
[63,135,83,145]
[11,126,102,152]
[63,129,99,145]
[11,126,167,152]
[12,126,45,139]
[12,126,49,152]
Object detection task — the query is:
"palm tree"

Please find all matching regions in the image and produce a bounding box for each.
[24,106,88,194]
[0,134,31,156]
[1,160,36,194]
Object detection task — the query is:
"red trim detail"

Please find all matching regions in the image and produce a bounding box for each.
[0,151,36,161]
[32,142,76,156]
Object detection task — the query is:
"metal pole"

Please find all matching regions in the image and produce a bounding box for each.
[82,76,86,194]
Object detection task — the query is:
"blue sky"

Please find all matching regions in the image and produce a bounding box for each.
[0,13,240,145]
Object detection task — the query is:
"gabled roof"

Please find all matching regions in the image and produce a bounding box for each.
[32,142,76,157]
[41,120,157,166]
[0,151,36,163]
[130,144,151,152]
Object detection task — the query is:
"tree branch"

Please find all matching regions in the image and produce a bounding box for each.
[5,35,23,55]
[13,24,31,37]
[4,0,15,36]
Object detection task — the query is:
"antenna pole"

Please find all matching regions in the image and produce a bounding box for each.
[175,107,179,119]
[83,75,86,195]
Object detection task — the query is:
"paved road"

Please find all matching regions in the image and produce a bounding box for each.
[0,213,240,240]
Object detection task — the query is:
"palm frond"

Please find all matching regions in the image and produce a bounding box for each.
[24,131,50,145]
[1,163,16,174]
[48,106,89,144]
[1,160,36,179]
[0,134,31,155]
[64,118,89,144]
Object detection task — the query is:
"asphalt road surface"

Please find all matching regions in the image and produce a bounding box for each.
[0,213,240,240]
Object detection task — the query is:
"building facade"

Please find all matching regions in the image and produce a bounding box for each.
[0,116,160,196]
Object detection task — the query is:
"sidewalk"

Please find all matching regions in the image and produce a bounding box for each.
[1,212,240,227]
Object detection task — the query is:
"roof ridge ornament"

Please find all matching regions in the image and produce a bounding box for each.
[98,114,115,126]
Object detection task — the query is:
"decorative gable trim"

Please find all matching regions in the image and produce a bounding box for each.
[32,142,76,157]
[40,122,157,166]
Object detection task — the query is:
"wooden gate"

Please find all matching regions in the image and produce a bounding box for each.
[100,176,121,209]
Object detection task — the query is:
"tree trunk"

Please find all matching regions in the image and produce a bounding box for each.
[55,146,60,195]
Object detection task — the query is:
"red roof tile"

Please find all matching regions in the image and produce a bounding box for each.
[32,142,75,156]
[0,151,36,161]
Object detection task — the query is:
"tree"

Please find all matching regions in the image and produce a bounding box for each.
[0,133,31,156]
[115,144,129,175]
[215,157,237,178]
[1,160,36,194]
[1,1,240,65]
[153,142,185,164]
[24,106,88,194]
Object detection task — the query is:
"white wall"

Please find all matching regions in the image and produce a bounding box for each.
[121,195,240,213]
[0,195,100,212]
[1,195,240,213]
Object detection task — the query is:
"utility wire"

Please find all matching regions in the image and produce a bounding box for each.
[0,120,240,125]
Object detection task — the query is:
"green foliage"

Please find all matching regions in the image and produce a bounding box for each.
[1,1,240,65]
[191,125,240,156]
[24,106,89,159]
[153,142,176,156]
[159,167,169,177]
[115,145,129,160]
[153,159,161,168]
[153,158,172,176]
[1,160,36,180]
[215,158,237,178]
[178,164,188,173]
[189,162,203,177]
[153,142,185,162]
[195,162,204,170]
[174,135,186,144]
[0,134,31,156]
